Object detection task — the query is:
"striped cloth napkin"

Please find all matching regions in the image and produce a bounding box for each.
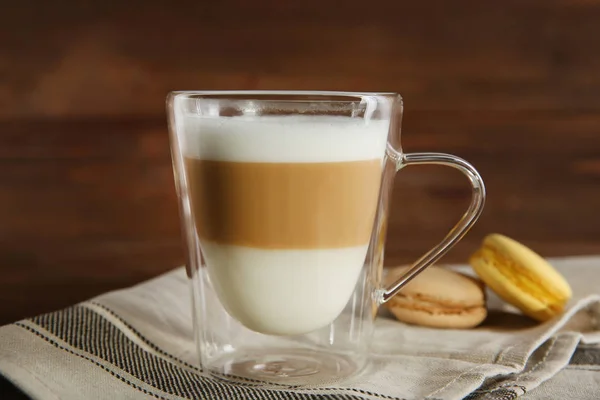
[1,256,599,400]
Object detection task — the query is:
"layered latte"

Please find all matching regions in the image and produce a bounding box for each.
[180,115,389,335]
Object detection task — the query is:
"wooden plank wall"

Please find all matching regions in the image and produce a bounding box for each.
[1,0,599,324]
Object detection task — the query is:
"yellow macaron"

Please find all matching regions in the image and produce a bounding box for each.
[384,266,488,329]
[469,233,572,322]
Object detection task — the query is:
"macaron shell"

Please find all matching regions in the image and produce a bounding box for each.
[470,253,560,321]
[469,234,572,322]
[385,265,486,308]
[384,266,487,329]
[386,295,488,329]
[483,234,572,299]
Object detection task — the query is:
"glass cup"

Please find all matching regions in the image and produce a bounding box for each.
[167,91,485,387]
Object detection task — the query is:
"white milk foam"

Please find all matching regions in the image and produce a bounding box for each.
[179,115,390,336]
[179,115,390,162]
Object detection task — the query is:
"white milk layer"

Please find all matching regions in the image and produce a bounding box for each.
[178,115,390,162]
[202,242,368,336]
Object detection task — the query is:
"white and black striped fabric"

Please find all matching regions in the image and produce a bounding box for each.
[14,305,383,400]
[1,256,600,399]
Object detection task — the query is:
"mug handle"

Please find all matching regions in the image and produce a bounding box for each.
[380,150,486,303]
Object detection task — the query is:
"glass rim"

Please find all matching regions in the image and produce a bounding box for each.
[167,90,402,103]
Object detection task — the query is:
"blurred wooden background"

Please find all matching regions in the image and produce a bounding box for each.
[1,0,600,325]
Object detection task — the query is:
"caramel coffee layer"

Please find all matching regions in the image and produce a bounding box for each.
[185,158,382,249]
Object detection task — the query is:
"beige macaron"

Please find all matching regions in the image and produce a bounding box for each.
[384,265,488,329]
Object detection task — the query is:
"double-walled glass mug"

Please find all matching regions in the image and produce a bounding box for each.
[167,91,485,387]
